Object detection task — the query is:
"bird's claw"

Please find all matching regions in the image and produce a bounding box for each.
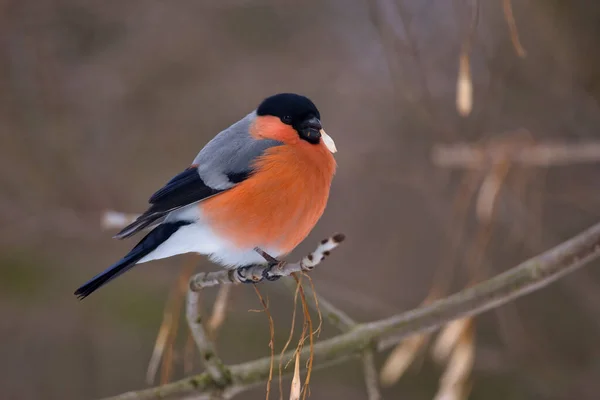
[236,265,262,284]
[262,261,284,281]
[236,261,285,284]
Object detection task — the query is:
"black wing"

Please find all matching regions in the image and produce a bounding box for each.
[113,167,225,239]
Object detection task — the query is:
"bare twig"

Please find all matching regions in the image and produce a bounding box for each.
[432,140,600,168]
[362,349,382,400]
[103,219,600,400]
[189,235,345,291]
[186,290,231,389]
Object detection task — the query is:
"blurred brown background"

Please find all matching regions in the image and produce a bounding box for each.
[2,0,600,399]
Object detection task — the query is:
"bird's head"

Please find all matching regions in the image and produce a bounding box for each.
[251,93,337,153]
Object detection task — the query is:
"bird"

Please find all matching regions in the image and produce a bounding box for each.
[74,93,337,299]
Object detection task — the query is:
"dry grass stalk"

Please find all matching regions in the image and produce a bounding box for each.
[379,332,428,386]
[455,0,479,117]
[433,319,475,400]
[457,52,473,117]
[432,171,483,296]
[434,143,510,399]
[253,285,276,400]
[292,274,316,400]
[475,159,511,222]
[160,336,175,386]
[502,0,527,57]
[431,318,472,364]
[380,293,451,387]
[428,140,511,399]
[279,282,301,400]
[289,352,302,400]
[208,285,232,339]
[302,272,323,338]
[146,259,197,385]
[146,306,173,385]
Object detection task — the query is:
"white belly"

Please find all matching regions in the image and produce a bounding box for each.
[137,205,283,268]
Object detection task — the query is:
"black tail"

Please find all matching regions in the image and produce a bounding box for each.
[74,220,191,300]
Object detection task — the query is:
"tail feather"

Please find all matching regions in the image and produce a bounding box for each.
[74,220,191,300]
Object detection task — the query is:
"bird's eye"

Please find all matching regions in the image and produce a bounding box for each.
[282,115,292,124]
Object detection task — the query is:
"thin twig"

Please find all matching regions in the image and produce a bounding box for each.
[432,140,600,168]
[186,290,231,389]
[103,219,600,400]
[362,349,382,400]
[189,234,345,291]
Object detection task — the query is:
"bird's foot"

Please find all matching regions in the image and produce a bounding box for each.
[236,265,263,284]
[254,247,285,281]
[262,263,283,281]
[236,248,287,284]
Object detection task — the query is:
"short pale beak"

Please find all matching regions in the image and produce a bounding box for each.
[320,129,337,153]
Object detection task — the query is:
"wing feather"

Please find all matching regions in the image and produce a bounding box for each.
[113,130,282,240]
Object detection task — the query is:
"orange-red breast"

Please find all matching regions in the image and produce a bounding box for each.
[75,93,337,299]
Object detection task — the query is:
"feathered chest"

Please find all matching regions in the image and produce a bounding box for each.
[200,143,336,252]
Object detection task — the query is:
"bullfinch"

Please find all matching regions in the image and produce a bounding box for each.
[74,93,337,299]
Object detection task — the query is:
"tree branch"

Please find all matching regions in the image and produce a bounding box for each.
[432,140,600,168]
[186,290,231,389]
[362,347,383,400]
[103,219,600,400]
[188,235,345,290]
